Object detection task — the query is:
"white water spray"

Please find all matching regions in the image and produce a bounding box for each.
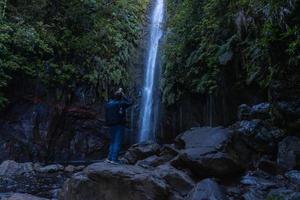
[139,0,164,142]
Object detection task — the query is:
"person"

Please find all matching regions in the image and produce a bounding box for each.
[105,88,132,164]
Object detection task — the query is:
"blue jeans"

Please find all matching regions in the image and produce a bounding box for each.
[108,125,124,161]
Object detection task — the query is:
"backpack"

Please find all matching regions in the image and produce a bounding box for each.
[105,100,125,126]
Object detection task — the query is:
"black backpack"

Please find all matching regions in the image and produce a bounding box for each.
[105,100,124,126]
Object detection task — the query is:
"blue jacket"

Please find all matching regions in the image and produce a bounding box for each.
[105,97,132,126]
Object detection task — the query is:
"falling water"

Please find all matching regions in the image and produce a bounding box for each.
[139,0,164,142]
[209,94,213,126]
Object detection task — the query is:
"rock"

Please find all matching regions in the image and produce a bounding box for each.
[171,127,242,178]
[64,165,76,173]
[240,171,289,200]
[155,164,195,196]
[159,144,179,159]
[174,126,231,150]
[59,162,169,200]
[226,186,242,200]
[0,166,67,199]
[122,141,161,164]
[232,119,284,153]
[238,104,252,120]
[168,193,184,200]
[48,188,61,199]
[256,156,280,175]
[285,170,300,185]
[241,172,278,190]
[0,160,34,176]
[238,103,271,120]
[267,188,300,200]
[2,193,48,200]
[269,79,300,130]
[252,103,271,118]
[36,164,64,173]
[135,145,179,168]
[277,136,300,170]
[75,165,85,171]
[242,188,266,200]
[172,150,241,178]
[272,100,300,131]
[136,155,170,168]
[33,163,42,171]
[64,165,85,173]
[186,179,228,200]
[0,101,108,162]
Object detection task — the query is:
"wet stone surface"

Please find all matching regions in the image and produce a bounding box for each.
[0,172,68,199]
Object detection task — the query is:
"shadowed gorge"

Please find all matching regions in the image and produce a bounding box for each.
[0,0,300,199]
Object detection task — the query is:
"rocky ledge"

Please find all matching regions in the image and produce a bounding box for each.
[0,160,85,200]
[58,102,300,200]
[1,102,300,200]
[58,139,300,200]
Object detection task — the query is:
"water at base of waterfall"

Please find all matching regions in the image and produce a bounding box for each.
[138,0,164,142]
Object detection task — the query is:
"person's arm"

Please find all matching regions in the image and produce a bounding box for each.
[121,95,133,108]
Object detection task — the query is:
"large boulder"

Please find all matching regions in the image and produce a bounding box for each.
[277,136,300,170]
[231,119,284,154]
[0,160,34,176]
[171,127,242,178]
[186,179,228,200]
[174,126,231,150]
[154,164,195,197]
[285,170,300,185]
[122,141,161,164]
[59,162,169,200]
[238,103,271,120]
[172,150,241,178]
[272,101,300,132]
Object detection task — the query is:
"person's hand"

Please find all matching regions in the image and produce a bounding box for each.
[117,88,123,93]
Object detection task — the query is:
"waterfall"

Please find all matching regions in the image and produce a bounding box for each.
[138,0,164,142]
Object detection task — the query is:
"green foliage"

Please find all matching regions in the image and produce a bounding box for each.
[163,0,300,105]
[0,0,149,107]
[0,0,7,18]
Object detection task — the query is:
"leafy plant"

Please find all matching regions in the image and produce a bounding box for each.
[163,0,300,105]
[0,0,150,108]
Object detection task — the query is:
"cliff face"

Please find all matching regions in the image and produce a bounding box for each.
[0,0,151,162]
[0,96,108,162]
[159,0,300,140]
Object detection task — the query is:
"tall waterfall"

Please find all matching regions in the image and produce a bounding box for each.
[139,0,164,142]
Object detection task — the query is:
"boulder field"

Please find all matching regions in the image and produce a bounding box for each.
[1,102,300,200]
[59,128,300,199]
[58,102,300,200]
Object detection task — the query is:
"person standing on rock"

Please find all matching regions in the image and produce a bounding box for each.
[105,88,133,164]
